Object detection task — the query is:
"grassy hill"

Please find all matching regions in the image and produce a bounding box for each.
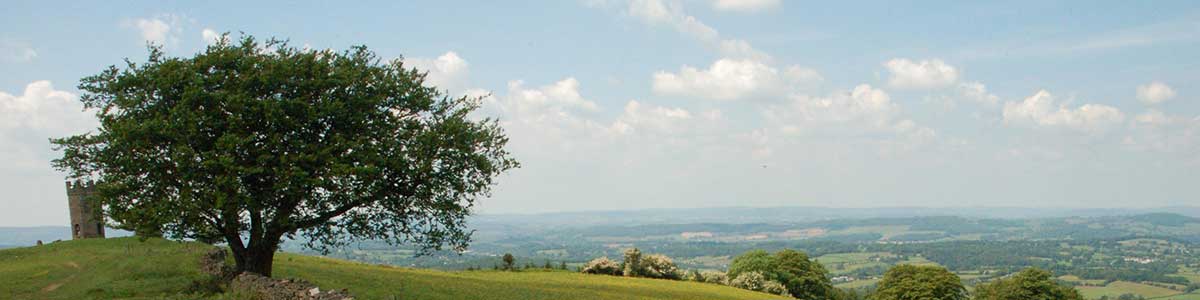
[0,237,790,300]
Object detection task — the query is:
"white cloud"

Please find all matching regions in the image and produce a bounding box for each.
[201,28,227,45]
[1003,90,1124,133]
[486,77,599,117]
[610,100,715,136]
[711,0,781,13]
[406,51,471,93]
[0,81,96,171]
[716,39,770,61]
[478,77,733,164]
[653,58,778,100]
[625,0,768,60]
[766,84,924,134]
[884,58,959,89]
[1131,109,1178,127]
[125,15,185,47]
[1136,81,1176,105]
[784,65,824,84]
[1123,109,1200,155]
[0,40,37,63]
[957,81,1000,106]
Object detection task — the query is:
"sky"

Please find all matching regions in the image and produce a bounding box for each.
[2,1,1199,226]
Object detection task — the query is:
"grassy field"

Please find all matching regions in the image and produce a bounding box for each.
[0,237,790,300]
[0,237,211,299]
[1148,292,1200,300]
[1077,281,1184,299]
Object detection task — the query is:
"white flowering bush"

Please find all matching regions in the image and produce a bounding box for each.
[640,254,682,280]
[701,271,729,285]
[580,257,622,276]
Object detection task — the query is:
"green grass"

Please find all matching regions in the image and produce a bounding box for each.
[0,237,790,300]
[1148,292,1200,300]
[0,237,213,299]
[834,278,879,289]
[1077,281,1184,299]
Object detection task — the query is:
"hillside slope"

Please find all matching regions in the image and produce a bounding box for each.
[0,237,789,300]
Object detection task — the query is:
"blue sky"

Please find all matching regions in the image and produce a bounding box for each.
[2,0,1198,226]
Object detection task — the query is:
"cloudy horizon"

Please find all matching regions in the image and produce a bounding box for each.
[2,1,1198,226]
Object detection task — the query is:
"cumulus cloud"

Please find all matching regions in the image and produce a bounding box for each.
[610,100,721,137]
[652,58,783,100]
[0,40,37,63]
[884,58,959,89]
[0,81,97,171]
[711,0,781,12]
[626,0,768,60]
[1002,90,1124,133]
[125,15,185,46]
[405,51,471,93]
[478,77,733,163]
[957,81,1000,106]
[486,77,599,117]
[1136,81,1176,105]
[766,84,929,135]
[201,28,228,45]
[1122,109,1200,157]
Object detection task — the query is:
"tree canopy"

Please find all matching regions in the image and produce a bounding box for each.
[51,36,518,276]
[973,268,1083,300]
[870,265,967,300]
[728,249,833,299]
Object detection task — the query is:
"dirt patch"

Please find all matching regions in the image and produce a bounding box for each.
[41,274,76,293]
[41,282,63,292]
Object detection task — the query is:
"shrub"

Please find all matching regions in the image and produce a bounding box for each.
[974,267,1082,300]
[702,271,729,285]
[623,248,643,277]
[581,257,622,276]
[762,280,790,296]
[731,271,768,291]
[869,265,966,300]
[640,254,682,280]
[728,249,833,299]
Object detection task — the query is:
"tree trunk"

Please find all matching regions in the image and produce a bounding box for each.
[226,232,280,277]
[234,243,278,277]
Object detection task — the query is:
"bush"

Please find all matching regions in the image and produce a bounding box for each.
[869,265,966,300]
[581,257,622,276]
[730,271,768,291]
[762,280,790,296]
[640,254,682,280]
[974,267,1082,300]
[623,248,642,277]
[701,271,729,285]
[728,249,833,299]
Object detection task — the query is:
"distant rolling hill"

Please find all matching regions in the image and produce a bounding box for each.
[0,237,789,300]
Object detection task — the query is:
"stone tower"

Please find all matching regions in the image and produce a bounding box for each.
[66,181,105,239]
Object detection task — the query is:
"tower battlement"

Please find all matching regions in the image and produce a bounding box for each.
[66,180,105,239]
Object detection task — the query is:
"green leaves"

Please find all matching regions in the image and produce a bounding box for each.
[974,268,1084,300]
[870,265,967,300]
[727,249,834,299]
[51,35,518,276]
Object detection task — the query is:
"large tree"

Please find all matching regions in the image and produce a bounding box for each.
[973,268,1083,300]
[728,249,834,299]
[870,265,967,300]
[51,36,518,276]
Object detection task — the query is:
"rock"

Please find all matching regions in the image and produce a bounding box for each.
[198,248,235,280]
[230,272,353,300]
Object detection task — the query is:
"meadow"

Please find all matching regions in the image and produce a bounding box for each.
[0,237,790,300]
